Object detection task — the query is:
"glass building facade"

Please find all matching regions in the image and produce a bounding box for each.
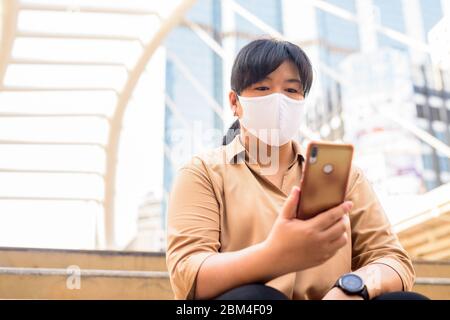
[314,0,360,140]
[373,0,408,52]
[234,0,283,51]
[163,0,223,228]
[419,0,444,35]
[302,0,448,192]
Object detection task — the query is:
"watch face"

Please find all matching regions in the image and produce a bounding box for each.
[340,274,364,293]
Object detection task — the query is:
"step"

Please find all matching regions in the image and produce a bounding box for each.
[0,247,166,271]
[2,247,449,277]
[413,278,450,300]
[411,260,450,299]
[1,266,448,300]
[412,260,450,278]
[0,267,173,299]
[1,247,449,299]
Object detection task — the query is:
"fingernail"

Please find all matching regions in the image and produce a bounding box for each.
[344,201,353,211]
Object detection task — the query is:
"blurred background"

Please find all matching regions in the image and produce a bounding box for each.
[0,0,449,299]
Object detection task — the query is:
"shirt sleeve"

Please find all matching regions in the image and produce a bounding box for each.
[166,157,221,300]
[346,165,416,291]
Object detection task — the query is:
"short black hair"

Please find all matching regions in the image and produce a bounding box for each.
[230,38,313,96]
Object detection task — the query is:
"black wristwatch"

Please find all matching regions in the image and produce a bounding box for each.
[334,273,369,300]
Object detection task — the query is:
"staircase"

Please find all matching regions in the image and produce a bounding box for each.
[0,247,172,299]
[411,260,450,300]
[0,247,449,299]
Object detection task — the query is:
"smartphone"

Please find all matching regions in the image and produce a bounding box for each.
[296,141,354,220]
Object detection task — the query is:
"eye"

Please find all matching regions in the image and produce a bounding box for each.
[286,88,299,93]
[255,86,270,91]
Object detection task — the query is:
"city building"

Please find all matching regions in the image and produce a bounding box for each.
[284,0,449,196]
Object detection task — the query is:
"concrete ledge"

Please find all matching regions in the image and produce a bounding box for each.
[0,268,173,299]
[0,267,169,278]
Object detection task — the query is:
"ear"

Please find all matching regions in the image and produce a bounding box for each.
[228,91,242,117]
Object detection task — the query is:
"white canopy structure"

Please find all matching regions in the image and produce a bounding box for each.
[0,0,197,249]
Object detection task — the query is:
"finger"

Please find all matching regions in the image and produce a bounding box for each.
[310,201,353,231]
[281,186,300,220]
[327,231,348,253]
[320,216,347,241]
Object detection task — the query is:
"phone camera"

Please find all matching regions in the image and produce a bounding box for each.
[309,146,318,164]
[323,164,334,174]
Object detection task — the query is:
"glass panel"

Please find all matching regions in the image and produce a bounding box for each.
[0,200,99,249]
[0,117,109,143]
[0,172,104,198]
[0,91,117,116]
[0,145,105,172]
[17,10,160,42]
[4,64,127,89]
[12,38,142,68]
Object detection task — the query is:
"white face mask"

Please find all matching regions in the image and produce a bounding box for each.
[238,93,305,146]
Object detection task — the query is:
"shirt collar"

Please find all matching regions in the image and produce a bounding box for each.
[224,135,246,164]
[225,134,305,166]
[290,139,306,168]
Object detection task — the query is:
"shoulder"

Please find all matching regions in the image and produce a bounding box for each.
[180,144,228,173]
[345,164,367,195]
[176,145,229,188]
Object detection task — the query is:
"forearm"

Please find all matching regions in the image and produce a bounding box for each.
[194,241,282,300]
[353,262,404,299]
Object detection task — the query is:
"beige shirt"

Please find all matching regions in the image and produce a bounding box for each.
[166,135,415,300]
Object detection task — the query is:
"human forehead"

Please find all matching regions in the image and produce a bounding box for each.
[261,60,300,81]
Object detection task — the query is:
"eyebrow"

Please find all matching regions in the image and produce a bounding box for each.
[264,76,302,84]
[285,78,302,84]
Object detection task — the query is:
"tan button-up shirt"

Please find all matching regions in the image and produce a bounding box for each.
[166,135,415,300]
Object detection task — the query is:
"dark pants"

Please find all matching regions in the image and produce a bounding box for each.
[213,284,429,300]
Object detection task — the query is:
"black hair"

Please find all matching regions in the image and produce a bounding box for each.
[222,38,313,145]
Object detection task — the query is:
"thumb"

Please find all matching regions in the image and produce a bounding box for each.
[281,186,300,220]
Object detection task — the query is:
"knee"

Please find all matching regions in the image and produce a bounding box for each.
[214,283,289,300]
[373,291,430,300]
